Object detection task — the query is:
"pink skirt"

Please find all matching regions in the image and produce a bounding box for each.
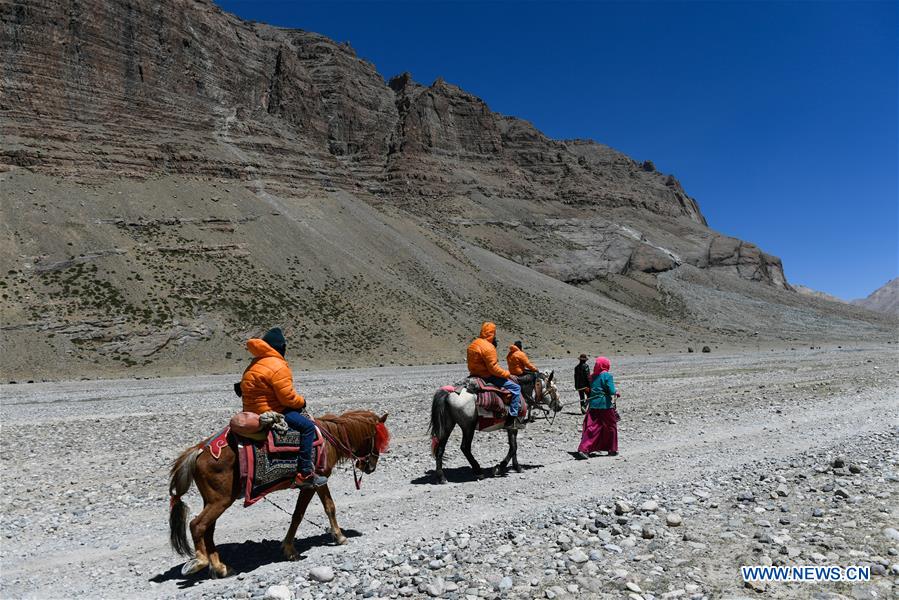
[578,408,618,453]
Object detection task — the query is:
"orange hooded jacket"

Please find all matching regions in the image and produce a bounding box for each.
[506,345,537,376]
[466,322,510,379]
[240,338,306,414]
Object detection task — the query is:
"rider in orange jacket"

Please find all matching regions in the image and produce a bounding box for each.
[506,341,538,376]
[240,328,327,488]
[467,322,522,426]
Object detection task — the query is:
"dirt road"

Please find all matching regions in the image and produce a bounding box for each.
[1,345,896,599]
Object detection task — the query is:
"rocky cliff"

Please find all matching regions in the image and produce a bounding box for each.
[0,0,891,379]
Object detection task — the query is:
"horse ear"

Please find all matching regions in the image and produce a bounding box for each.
[379,412,388,423]
[548,370,554,383]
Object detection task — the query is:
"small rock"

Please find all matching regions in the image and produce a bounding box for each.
[567,548,589,563]
[264,585,292,600]
[701,346,711,353]
[626,581,642,593]
[666,513,683,527]
[745,580,767,593]
[639,500,659,513]
[883,528,899,543]
[832,456,846,468]
[309,566,335,583]
[614,501,633,515]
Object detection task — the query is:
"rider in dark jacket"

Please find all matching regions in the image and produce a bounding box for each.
[574,354,591,412]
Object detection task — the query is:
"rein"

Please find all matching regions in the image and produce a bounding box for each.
[530,376,560,425]
[316,423,376,490]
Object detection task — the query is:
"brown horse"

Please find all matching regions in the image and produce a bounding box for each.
[168,410,389,578]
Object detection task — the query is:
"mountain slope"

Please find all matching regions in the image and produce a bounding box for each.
[853,278,899,316]
[0,0,893,380]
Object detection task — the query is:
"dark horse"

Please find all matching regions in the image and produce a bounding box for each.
[428,371,560,484]
[168,410,389,577]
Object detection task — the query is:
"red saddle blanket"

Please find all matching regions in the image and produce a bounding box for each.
[463,378,528,431]
[467,377,511,414]
[204,426,326,507]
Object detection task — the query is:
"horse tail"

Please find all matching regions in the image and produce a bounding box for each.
[429,389,452,455]
[168,444,201,557]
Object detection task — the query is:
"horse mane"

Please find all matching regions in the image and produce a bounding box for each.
[315,410,389,461]
[374,422,390,454]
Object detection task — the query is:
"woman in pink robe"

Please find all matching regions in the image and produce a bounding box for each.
[576,356,620,458]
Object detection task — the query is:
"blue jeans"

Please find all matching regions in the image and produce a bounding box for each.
[484,376,521,417]
[283,410,316,474]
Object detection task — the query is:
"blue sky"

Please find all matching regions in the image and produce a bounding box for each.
[218,0,897,300]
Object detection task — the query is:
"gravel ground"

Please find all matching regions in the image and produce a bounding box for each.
[1,345,897,599]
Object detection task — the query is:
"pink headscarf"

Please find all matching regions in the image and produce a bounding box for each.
[591,356,611,380]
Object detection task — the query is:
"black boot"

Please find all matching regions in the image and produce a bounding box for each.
[504,415,522,430]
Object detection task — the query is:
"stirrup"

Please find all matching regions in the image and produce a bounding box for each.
[294,472,328,489]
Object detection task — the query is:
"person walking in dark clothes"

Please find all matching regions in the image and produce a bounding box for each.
[574,353,591,414]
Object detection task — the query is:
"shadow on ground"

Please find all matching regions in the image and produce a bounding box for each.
[567,450,615,460]
[410,464,542,485]
[150,530,362,588]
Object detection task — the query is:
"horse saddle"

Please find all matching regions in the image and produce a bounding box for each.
[204,421,325,461]
[465,377,511,410]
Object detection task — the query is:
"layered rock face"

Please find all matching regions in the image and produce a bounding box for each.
[0,0,782,285]
[3,0,888,379]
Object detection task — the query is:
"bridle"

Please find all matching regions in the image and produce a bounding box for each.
[532,373,562,423]
[316,424,380,490]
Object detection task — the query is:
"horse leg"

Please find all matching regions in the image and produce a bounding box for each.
[183,451,236,577]
[316,485,347,545]
[434,427,453,485]
[181,499,210,575]
[205,517,235,578]
[460,424,483,480]
[510,429,522,473]
[281,487,316,561]
[186,498,231,576]
[493,429,516,477]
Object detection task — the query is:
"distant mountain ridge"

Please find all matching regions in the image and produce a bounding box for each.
[793,285,847,305]
[853,278,899,316]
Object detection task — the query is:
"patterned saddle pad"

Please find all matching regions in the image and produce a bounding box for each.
[203,425,325,507]
[466,377,511,415]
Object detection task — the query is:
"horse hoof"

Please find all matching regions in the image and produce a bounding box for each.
[513,465,523,474]
[475,472,485,481]
[181,559,207,576]
[333,535,348,546]
[436,475,448,485]
[209,565,235,579]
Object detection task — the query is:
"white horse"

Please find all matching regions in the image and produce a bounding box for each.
[428,372,561,484]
